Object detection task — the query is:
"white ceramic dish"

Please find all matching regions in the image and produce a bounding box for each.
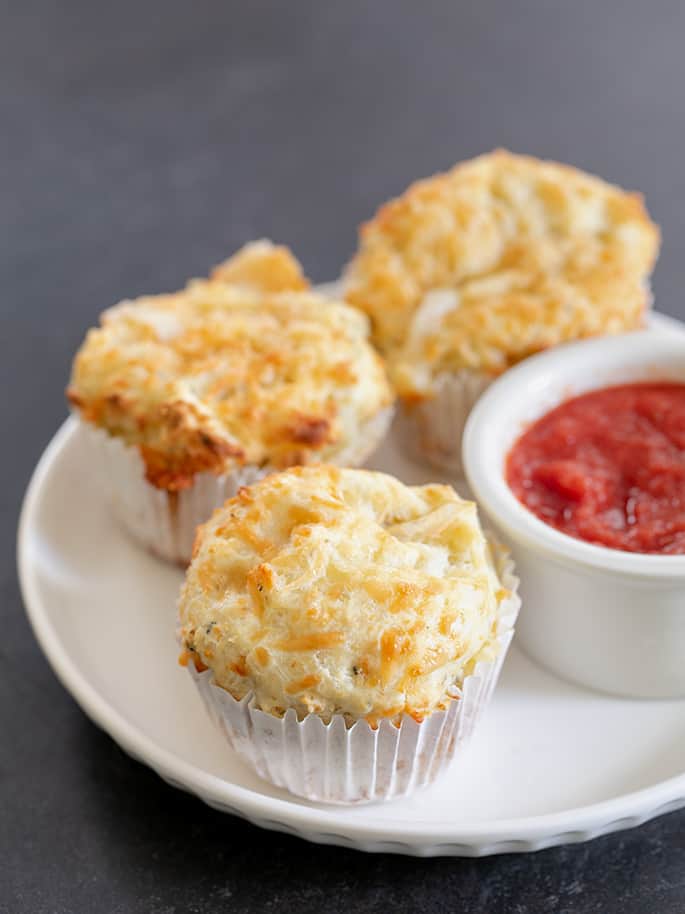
[17,315,685,854]
[463,329,685,700]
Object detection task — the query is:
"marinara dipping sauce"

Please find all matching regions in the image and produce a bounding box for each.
[506,382,685,554]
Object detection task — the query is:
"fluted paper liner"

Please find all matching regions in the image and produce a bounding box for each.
[186,544,519,804]
[80,422,265,565]
[78,407,393,565]
[400,370,493,475]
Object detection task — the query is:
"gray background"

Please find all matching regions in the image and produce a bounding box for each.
[3,1,685,911]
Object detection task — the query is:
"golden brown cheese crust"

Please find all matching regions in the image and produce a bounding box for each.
[345,150,660,397]
[178,466,506,723]
[210,239,309,292]
[68,242,394,489]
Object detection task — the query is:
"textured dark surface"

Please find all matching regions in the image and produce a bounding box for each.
[3,1,685,911]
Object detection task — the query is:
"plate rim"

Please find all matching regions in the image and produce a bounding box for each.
[18,396,685,856]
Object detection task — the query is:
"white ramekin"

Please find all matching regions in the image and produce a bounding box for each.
[462,330,685,699]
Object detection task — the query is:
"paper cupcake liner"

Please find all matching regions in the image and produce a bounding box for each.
[400,370,493,475]
[80,422,265,565]
[78,407,393,566]
[186,544,519,804]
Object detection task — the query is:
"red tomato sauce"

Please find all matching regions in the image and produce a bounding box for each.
[506,383,685,554]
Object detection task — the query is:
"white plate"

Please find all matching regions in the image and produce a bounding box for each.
[18,314,685,857]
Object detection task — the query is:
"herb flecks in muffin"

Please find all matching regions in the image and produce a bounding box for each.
[178,466,505,724]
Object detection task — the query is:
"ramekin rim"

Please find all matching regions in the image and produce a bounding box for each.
[462,332,685,580]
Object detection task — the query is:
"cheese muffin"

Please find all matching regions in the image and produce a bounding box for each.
[345,150,660,471]
[68,242,394,563]
[178,466,519,803]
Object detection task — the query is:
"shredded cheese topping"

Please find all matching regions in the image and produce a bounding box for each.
[345,150,660,397]
[178,466,506,723]
[68,241,394,488]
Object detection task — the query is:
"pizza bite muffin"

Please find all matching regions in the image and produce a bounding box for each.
[178,466,519,804]
[68,242,394,564]
[345,150,660,472]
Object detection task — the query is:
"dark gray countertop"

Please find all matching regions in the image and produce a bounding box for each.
[3,1,685,911]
